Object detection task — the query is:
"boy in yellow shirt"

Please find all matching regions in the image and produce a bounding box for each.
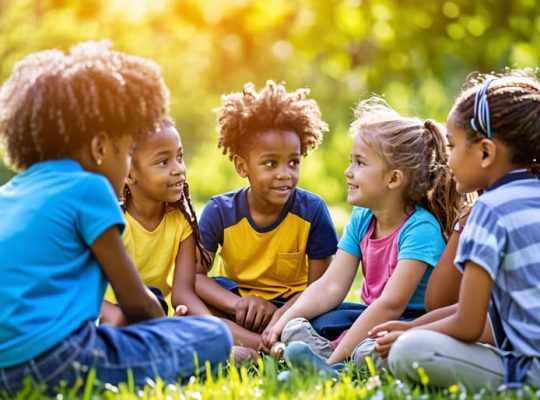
[196,81,338,351]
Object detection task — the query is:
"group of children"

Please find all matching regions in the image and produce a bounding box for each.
[0,41,538,395]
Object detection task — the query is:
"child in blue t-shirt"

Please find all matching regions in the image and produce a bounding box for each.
[372,72,540,391]
[262,98,461,374]
[0,41,231,395]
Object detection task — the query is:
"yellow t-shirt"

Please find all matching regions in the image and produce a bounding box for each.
[105,206,193,314]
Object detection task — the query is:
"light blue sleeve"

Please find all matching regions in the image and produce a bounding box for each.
[397,207,445,267]
[337,207,374,259]
[76,174,125,246]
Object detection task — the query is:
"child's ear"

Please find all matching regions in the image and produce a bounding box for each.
[479,138,497,168]
[89,131,109,166]
[233,154,248,178]
[387,169,404,190]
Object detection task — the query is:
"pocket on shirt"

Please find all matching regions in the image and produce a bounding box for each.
[275,251,304,281]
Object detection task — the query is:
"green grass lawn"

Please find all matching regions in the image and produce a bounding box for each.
[17,356,540,399]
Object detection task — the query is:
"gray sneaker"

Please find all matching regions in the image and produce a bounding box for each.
[281,317,334,359]
[351,337,388,370]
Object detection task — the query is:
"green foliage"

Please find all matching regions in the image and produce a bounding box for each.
[1,0,540,206]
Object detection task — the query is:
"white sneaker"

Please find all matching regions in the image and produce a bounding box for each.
[281,317,334,359]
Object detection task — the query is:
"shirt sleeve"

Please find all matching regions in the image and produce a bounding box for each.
[454,200,504,279]
[306,199,338,259]
[76,175,125,246]
[199,199,224,253]
[337,207,373,259]
[397,210,446,267]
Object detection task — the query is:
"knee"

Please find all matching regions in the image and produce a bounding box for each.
[388,330,438,381]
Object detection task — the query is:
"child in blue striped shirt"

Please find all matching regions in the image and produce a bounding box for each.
[371,71,540,391]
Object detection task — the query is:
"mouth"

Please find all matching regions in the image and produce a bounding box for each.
[272,185,292,195]
[347,182,358,191]
[169,181,184,190]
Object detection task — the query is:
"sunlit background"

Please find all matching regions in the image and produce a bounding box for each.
[1,0,539,214]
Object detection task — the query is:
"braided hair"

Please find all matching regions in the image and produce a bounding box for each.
[0,40,169,171]
[450,70,540,178]
[121,119,212,268]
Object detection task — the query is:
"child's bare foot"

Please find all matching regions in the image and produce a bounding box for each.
[232,346,259,366]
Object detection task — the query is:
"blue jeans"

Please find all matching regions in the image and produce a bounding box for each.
[310,302,425,340]
[0,316,232,396]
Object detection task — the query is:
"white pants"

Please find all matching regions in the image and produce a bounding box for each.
[388,330,539,391]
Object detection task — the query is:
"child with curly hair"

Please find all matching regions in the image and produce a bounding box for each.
[0,42,231,395]
[196,81,339,352]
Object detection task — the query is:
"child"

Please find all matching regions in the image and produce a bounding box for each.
[0,41,231,395]
[196,81,339,350]
[262,97,461,373]
[100,118,212,324]
[371,72,540,391]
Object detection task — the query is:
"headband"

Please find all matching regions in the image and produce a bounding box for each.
[470,78,496,139]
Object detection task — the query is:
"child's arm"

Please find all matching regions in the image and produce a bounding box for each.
[92,226,166,322]
[261,249,359,351]
[172,235,220,315]
[327,259,428,364]
[424,213,470,311]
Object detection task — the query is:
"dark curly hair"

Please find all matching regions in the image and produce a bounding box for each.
[450,70,540,178]
[0,40,169,171]
[215,80,328,159]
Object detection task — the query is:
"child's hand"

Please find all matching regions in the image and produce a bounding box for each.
[374,330,404,358]
[175,305,188,316]
[368,320,410,337]
[235,296,277,333]
[259,322,282,353]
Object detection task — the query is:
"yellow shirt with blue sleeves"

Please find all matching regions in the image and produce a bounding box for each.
[104,206,193,314]
[199,187,338,300]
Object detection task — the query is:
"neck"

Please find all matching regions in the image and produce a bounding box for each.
[126,192,166,230]
[371,199,410,238]
[246,189,285,227]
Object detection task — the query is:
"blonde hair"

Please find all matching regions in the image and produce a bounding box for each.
[0,40,169,171]
[216,80,328,159]
[351,98,461,239]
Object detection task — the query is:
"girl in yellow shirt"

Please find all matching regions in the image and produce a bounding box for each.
[101,118,212,323]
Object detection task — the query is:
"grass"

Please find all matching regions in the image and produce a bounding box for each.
[11,356,540,400]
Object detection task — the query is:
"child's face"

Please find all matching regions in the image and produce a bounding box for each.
[100,134,134,196]
[128,125,186,204]
[447,114,489,193]
[237,128,301,211]
[345,134,392,208]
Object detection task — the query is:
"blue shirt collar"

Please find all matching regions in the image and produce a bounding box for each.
[485,169,537,192]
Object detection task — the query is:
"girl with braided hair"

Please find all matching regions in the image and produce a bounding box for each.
[372,71,540,391]
[101,118,213,324]
[263,97,461,377]
[0,42,231,394]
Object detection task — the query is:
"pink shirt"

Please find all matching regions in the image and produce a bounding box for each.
[359,213,411,305]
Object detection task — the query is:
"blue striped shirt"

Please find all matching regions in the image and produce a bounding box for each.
[455,170,540,383]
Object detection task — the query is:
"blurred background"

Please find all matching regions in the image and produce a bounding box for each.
[1,0,539,229]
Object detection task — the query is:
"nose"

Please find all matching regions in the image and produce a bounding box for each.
[344,164,352,178]
[171,159,185,175]
[276,167,291,180]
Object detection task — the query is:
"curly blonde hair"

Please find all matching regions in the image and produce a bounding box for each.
[216,80,328,159]
[0,40,170,171]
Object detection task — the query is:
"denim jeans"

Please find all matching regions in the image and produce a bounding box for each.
[0,316,232,396]
[310,301,425,340]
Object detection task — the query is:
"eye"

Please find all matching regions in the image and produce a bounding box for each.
[158,159,168,166]
[263,160,276,167]
[289,159,300,167]
[177,154,184,163]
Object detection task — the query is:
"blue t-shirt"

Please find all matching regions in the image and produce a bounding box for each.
[455,170,540,383]
[0,159,125,367]
[338,205,445,309]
